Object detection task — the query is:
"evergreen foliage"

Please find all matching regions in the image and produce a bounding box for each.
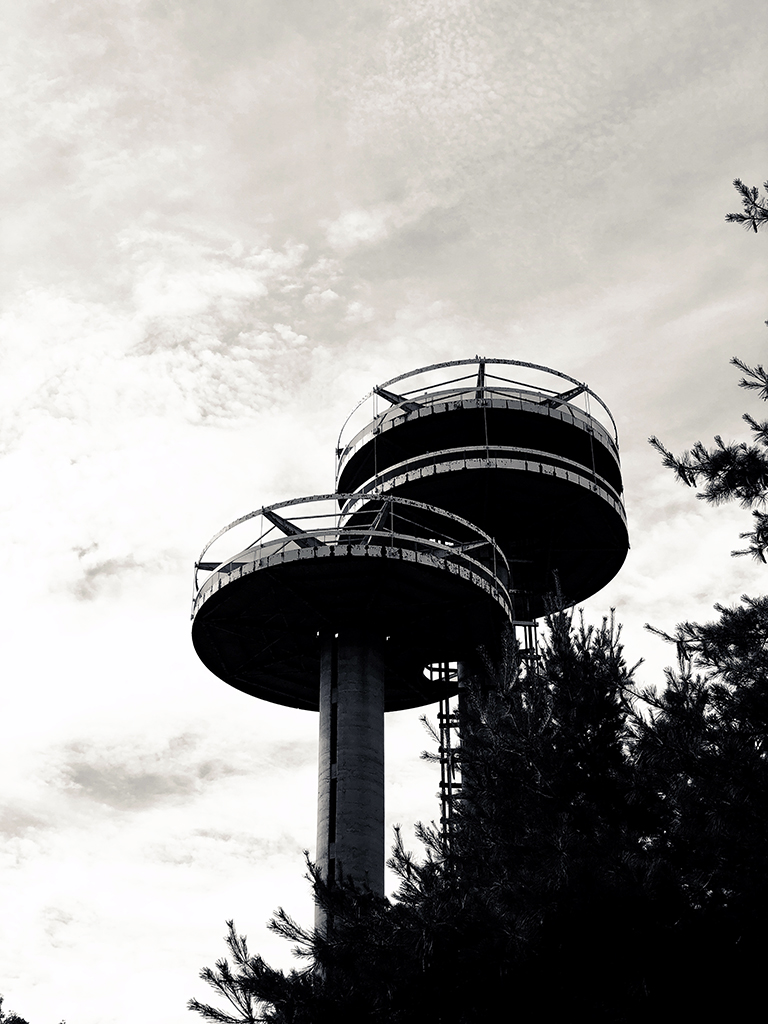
[650,176,767,557]
[645,211,768,1010]
[636,594,768,1017]
[190,611,768,1022]
[725,178,768,233]
[0,996,30,1024]
[650,358,768,560]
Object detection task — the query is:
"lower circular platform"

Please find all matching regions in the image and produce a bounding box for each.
[192,537,512,712]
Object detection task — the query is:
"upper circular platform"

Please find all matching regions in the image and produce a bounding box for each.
[336,359,629,619]
[191,493,513,712]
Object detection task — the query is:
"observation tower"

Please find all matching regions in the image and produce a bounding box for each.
[191,357,629,903]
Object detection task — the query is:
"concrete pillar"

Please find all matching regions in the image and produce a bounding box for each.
[316,630,385,928]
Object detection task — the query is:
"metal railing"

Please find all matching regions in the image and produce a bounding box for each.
[335,357,620,485]
[337,444,627,515]
[192,492,514,620]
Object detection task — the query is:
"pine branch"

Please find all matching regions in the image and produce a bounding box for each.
[648,436,697,487]
[732,357,768,400]
[268,907,315,960]
[725,179,768,233]
[649,432,768,507]
[187,997,257,1024]
[732,510,768,562]
[742,412,768,445]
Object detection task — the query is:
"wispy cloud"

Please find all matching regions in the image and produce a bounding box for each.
[47,734,252,811]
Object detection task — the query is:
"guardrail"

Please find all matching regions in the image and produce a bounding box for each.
[192,492,513,619]
[335,358,620,480]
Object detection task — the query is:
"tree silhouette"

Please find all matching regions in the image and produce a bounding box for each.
[191,610,768,1022]
[0,996,30,1024]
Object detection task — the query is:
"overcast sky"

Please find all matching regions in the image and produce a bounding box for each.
[1,1,766,1021]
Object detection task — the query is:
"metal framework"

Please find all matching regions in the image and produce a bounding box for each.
[427,618,543,852]
[438,687,462,848]
[422,662,462,847]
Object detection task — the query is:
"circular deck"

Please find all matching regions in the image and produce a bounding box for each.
[336,359,629,618]
[191,495,512,711]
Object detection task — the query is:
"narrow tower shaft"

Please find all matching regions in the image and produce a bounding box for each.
[316,631,385,914]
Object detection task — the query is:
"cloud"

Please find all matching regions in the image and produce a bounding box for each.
[0,805,47,839]
[325,208,393,251]
[70,549,144,601]
[149,827,301,867]
[43,905,78,949]
[48,734,252,812]
[302,287,341,309]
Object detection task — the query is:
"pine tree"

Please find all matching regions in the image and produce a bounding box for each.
[190,614,681,1023]
[189,610,768,1021]
[632,595,768,1017]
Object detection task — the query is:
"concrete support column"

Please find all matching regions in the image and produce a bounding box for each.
[316,630,385,927]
